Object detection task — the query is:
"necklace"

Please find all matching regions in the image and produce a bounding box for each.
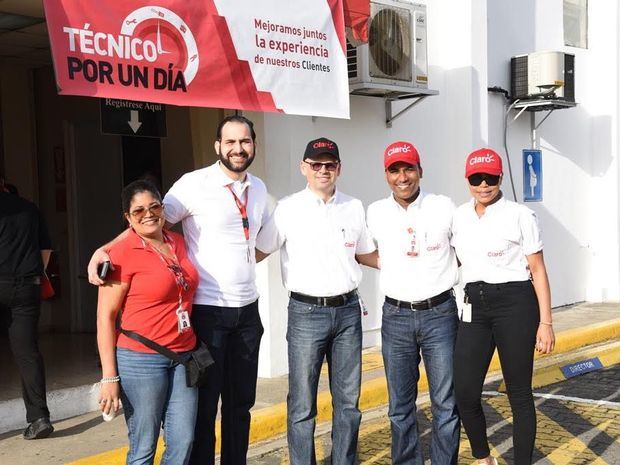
[144,237,172,258]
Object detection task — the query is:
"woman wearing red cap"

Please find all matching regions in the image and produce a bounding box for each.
[451,148,555,465]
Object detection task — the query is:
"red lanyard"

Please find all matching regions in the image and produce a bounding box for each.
[146,233,187,308]
[226,185,250,241]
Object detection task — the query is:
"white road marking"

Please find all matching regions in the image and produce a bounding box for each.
[482,390,620,408]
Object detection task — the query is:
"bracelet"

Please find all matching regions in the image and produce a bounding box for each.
[100,376,120,384]
[539,321,553,326]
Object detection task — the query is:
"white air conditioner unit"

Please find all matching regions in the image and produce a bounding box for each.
[511,51,575,103]
[348,0,429,98]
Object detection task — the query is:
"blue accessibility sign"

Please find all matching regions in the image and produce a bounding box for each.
[523,149,542,202]
[560,357,603,379]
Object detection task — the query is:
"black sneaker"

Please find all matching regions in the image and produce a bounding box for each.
[23,417,54,440]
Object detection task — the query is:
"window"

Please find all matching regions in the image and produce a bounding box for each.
[564,0,588,48]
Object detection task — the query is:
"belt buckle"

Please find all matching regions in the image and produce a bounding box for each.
[409,301,417,311]
[319,297,327,306]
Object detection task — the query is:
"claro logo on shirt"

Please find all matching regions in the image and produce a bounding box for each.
[344,241,356,248]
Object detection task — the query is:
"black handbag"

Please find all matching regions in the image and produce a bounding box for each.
[121,329,214,387]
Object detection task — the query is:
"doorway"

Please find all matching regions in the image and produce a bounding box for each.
[67,127,164,332]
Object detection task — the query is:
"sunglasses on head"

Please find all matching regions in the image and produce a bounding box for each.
[468,173,500,186]
[130,203,163,219]
[304,160,340,172]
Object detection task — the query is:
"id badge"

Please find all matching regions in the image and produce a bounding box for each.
[356,291,368,316]
[461,295,472,323]
[177,308,191,333]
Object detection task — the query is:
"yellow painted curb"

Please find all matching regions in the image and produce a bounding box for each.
[67,318,620,465]
[487,317,620,377]
[528,341,620,390]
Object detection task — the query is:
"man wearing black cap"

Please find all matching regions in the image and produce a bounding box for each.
[0,173,54,439]
[256,138,376,465]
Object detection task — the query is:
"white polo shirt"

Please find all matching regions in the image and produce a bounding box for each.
[367,191,458,302]
[256,188,376,297]
[163,162,268,306]
[451,197,543,284]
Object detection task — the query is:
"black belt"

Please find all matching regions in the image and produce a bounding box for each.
[0,275,40,285]
[385,289,453,311]
[290,290,357,307]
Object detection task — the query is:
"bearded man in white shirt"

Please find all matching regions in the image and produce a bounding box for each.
[359,141,460,465]
[87,115,268,465]
[256,138,376,465]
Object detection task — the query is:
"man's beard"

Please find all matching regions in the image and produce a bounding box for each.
[218,149,256,173]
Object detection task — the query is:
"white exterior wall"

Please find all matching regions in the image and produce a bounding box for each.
[488,0,619,305]
[254,0,619,377]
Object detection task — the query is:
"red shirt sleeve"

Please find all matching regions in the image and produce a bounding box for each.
[108,240,134,284]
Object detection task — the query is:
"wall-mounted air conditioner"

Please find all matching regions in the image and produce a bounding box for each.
[511,51,575,102]
[348,0,429,98]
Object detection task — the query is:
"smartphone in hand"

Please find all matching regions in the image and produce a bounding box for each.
[98,261,110,280]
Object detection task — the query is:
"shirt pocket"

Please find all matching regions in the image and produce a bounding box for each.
[339,225,361,255]
[484,227,521,267]
[422,227,450,255]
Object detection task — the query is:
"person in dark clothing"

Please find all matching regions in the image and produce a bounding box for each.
[0,174,54,439]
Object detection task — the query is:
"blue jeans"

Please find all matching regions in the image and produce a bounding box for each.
[117,348,198,465]
[381,296,460,465]
[287,296,362,465]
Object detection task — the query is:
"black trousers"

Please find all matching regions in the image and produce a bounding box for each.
[0,278,50,423]
[454,281,539,465]
[189,300,263,465]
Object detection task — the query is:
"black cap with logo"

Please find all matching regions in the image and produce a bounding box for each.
[303,137,340,161]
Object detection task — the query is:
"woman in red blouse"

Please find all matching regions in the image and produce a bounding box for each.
[96,180,199,465]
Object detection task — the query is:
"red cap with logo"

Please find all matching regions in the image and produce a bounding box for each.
[384,141,420,168]
[465,148,503,177]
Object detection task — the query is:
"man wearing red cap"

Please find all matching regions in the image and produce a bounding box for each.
[360,141,460,464]
[256,137,376,465]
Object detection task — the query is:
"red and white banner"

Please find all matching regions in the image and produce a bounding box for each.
[42,0,350,118]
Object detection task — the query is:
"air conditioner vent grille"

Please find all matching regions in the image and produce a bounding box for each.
[346,40,358,79]
[369,3,412,81]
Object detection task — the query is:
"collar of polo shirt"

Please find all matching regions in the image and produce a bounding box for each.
[470,193,505,215]
[390,189,425,211]
[303,185,339,204]
[215,161,253,187]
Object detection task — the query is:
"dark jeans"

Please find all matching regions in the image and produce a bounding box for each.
[189,300,263,465]
[286,296,362,465]
[454,281,539,465]
[382,296,460,465]
[0,278,50,423]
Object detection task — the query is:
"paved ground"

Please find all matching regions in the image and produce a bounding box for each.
[248,365,620,465]
[0,303,618,464]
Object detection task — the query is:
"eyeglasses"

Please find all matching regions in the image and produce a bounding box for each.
[129,203,163,219]
[304,161,340,172]
[168,263,190,291]
[468,173,500,187]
